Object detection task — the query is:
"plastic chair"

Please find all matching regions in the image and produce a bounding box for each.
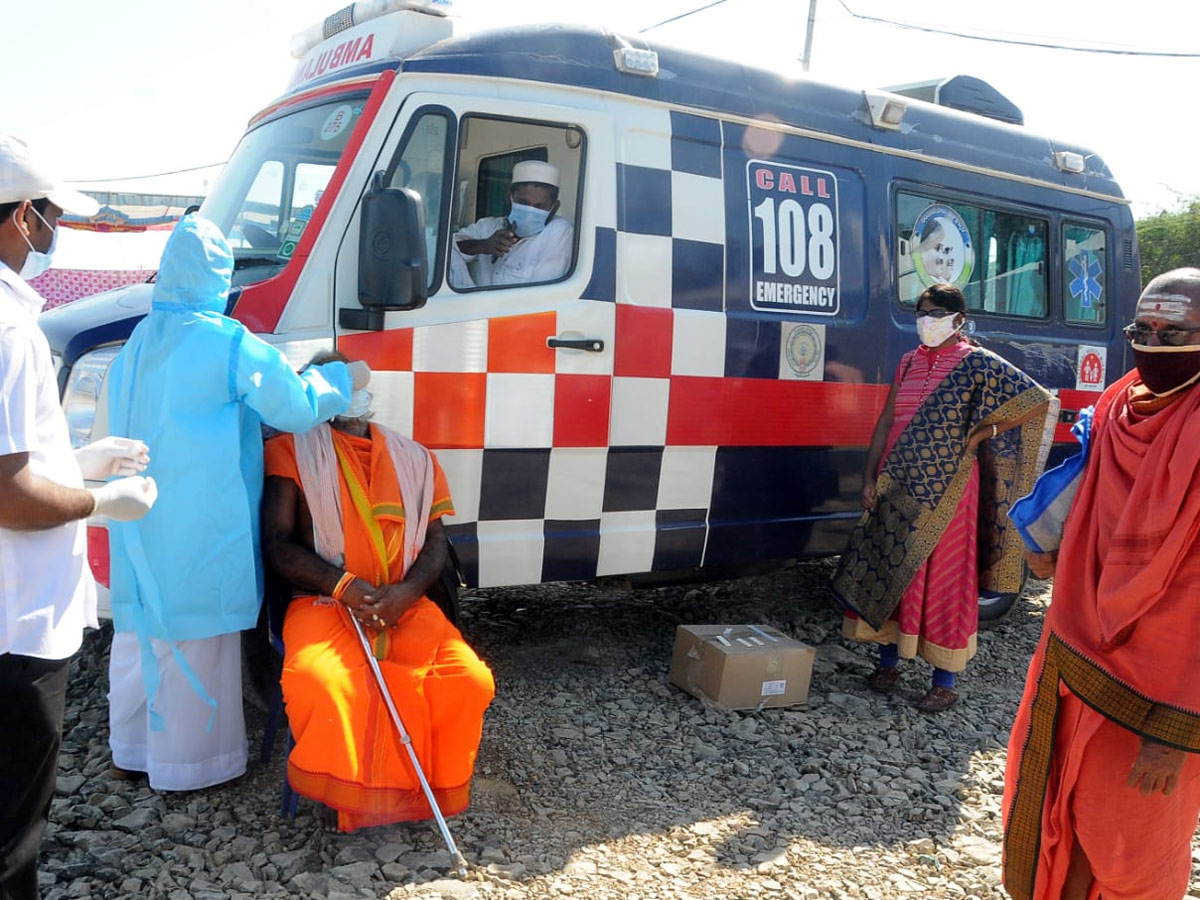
[259,535,463,820]
[258,571,300,818]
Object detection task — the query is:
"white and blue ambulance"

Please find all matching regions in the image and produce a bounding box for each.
[41,0,1138,622]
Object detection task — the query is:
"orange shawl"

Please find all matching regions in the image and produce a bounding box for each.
[1003,371,1200,899]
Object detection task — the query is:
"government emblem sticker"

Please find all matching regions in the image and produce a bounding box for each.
[780,323,825,381]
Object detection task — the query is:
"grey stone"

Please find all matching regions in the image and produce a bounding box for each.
[375,842,410,864]
[380,862,411,881]
[478,846,507,864]
[422,878,481,898]
[400,850,452,871]
[563,858,597,876]
[485,862,526,880]
[55,774,87,796]
[270,849,320,882]
[330,860,379,887]
[288,871,328,895]
[334,844,377,866]
[221,861,256,884]
[112,807,157,831]
[161,812,196,835]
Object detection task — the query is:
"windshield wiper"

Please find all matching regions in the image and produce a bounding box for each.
[234,256,286,270]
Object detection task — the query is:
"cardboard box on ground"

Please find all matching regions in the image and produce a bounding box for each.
[669,624,815,711]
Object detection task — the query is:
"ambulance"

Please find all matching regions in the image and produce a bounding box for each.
[40,0,1139,624]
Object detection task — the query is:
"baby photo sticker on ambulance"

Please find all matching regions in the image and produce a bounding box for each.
[779,322,826,381]
[746,160,840,316]
[911,204,974,289]
[320,104,357,142]
[1076,345,1107,391]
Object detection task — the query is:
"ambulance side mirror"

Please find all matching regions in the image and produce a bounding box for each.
[343,172,428,331]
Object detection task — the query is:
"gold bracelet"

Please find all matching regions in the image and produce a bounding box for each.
[330,571,355,602]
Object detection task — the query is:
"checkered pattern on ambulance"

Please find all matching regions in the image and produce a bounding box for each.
[338,108,881,589]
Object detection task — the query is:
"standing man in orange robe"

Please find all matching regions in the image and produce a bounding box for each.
[1003,268,1200,900]
[261,352,494,833]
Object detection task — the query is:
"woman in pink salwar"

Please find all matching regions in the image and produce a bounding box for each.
[833,284,1052,712]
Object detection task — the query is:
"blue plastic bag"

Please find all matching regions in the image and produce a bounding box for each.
[1008,406,1093,553]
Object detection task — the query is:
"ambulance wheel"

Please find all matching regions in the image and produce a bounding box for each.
[977,564,1030,629]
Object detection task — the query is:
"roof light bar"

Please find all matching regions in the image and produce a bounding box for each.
[863,90,907,131]
[291,0,451,59]
[1054,150,1086,174]
[613,46,660,78]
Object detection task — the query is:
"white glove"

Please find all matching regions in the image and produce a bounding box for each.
[75,436,150,480]
[347,360,371,390]
[88,476,158,522]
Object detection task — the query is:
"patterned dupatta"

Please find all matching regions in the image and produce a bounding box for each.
[833,347,1054,630]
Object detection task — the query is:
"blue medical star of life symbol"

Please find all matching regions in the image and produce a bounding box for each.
[1068,252,1103,309]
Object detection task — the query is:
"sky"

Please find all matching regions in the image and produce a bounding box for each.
[6,0,1198,265]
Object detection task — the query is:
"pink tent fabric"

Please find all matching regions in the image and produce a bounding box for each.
[29,268,152,309]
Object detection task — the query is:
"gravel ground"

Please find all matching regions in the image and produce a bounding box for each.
[38,561,1200,899]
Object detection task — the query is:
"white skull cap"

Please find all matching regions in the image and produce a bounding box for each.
[511,160,559,188]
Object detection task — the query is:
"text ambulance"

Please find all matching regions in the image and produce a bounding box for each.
[40,0,1138,623]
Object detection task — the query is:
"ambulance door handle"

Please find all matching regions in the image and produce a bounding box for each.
[547,337,605,352]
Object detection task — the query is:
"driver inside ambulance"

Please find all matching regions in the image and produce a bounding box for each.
[449,160,572,288]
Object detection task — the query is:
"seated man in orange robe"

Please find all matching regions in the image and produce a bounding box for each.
[261,352,494,833]
[1002,268,1200,900]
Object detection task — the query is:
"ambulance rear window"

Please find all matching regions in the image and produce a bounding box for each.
[1063,223,1107,325]
[895,189,1049,320]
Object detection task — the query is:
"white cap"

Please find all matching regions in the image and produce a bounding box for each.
[511,160,560,189]
[0,134,99,216]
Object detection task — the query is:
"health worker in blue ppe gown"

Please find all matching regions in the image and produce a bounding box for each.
[104,214,371,791]
[450,160,572,288]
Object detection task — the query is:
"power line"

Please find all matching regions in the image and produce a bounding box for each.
[67,162,224,184]
[639,0,731,34]
[837,0,1200,57]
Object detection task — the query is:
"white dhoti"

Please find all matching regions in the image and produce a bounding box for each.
[107,631,248,791]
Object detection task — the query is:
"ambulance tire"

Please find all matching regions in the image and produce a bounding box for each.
[977,564,1030,629]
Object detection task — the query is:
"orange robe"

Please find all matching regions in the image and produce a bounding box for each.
[264,427,495,833]
[1002,373,1200,900]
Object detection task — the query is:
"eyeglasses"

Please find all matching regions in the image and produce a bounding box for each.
[1122,322,1200,347]
[913,308,957,319]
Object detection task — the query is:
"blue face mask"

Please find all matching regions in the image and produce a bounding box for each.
[343,389,372,419]
[14,207,57,280]
[508,202,550,238]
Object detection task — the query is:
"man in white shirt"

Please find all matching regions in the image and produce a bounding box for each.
[450,160,573,288]
[0,134,157,900]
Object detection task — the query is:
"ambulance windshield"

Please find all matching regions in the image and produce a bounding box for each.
[201,95,367,281]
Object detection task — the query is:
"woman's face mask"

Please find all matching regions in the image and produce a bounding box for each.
[507,202,550,239]
[916,311,962,348]
[14,206,57,280]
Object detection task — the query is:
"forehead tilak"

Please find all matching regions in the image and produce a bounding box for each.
[1136,292,1195,321]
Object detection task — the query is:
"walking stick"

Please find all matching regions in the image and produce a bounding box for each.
[349,614,470,877]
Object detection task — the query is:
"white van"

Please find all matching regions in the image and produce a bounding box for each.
[41,0,1138,622]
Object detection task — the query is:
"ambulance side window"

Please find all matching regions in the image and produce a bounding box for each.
[1063,223,1107,325]
[895,189,1048,319]
[385,108,454,292]
[448,115,584,293]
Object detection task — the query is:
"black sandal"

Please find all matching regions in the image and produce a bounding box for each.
[868,666,900,694]
[916,686,959,713]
